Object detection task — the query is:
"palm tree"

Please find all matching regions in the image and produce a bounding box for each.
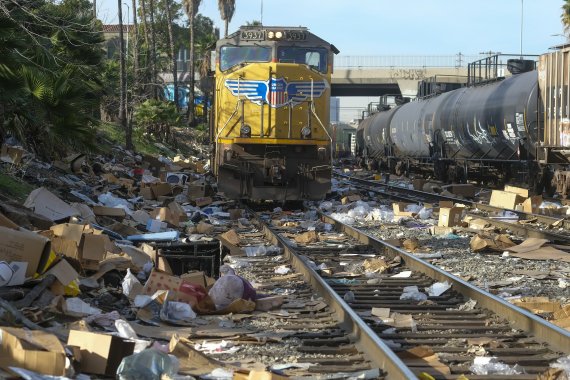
[182,0,201,126]
[218,0,235,37]
[563,0,570,35]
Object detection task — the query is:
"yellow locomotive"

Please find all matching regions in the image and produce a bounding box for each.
[211,26,338,200]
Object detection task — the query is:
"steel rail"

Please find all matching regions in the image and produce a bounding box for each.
[249,210,419,380]
[319,211,570,354]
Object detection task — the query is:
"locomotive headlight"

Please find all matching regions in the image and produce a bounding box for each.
[301,126,312,138]
[240,124,252,137]
[275,31,283,39]
[267,31,274,39]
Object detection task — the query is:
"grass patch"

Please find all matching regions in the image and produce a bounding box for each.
[0,170,34,202]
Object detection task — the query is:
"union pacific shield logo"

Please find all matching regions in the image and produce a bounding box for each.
[225,77,327,108]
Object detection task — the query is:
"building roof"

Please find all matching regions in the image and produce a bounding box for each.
[102,24,134,33]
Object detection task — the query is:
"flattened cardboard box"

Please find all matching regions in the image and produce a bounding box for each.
[67,330,135,376]
[0,327,66,376]
[0,226,51,278]
[24,187,79,221]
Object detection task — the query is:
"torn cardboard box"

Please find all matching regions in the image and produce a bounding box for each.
[0,226,51,279]
[67,330,135,376]
[0,327,66,376]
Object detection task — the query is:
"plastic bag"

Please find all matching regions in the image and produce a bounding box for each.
[117,349,178,380]
[122,269,141,298]
[243,245,282,257]
[470,357,522,375]
[400,286,428,302]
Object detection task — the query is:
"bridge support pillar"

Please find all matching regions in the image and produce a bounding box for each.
[396,79,418,99]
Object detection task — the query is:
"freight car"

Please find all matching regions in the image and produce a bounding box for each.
[356,51,570,197]
[211,26,338,200]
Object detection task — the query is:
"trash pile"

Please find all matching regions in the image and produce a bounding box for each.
[0,142,291,379]
[319,182,570,331]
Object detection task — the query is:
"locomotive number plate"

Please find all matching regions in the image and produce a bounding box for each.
[285,30,306,41]
[241,30,265,40]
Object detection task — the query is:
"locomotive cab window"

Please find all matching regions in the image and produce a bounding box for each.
[277,47,328,73]
[220,45,271,71]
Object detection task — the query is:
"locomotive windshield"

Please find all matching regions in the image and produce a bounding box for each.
[277,47,328,73]
[220,45,272,71]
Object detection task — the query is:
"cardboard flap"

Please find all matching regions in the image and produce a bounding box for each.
[1,327,65,353]
[50,223,88,244]
[24,187,79,221]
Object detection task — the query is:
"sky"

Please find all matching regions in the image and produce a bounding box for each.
[99,0,567,121]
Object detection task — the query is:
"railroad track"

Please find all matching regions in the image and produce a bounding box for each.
[335,172,570,244]
[218,207,570,379]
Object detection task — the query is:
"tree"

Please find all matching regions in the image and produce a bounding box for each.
[164,0,179,110]
[563,0,570,34]
[0,0,105,159]
[117,0,131,149]
[182,0,201,126]
[148,0,159,98]
[218,0,235,37]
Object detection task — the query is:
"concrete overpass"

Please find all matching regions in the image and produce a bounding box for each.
[331,67,470,97]
[330,55,481,98]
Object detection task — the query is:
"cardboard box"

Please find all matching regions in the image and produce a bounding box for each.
[180,271,207,288]
[142,269,205,305]
[0,226,51,278]
[187,180,207,200]
[0,327,66,376]
[168,202,188,222]
[24,187,79,221]
[392,202,416,217]
[92,206,127,218]
[438,206,464,227]
[194,196,213,207]
[521,195,542,214]
[489,190,526,210]
[443,184,476,198]
[67,330,135,376]
[0,144,24,164]
[412,178,426,191]
[429,226,456,235]
[49,224,115,270]
[341,194,361,205]
[81,234,115,269]
[140,186,154,200]
[504,185,529,198]
[439,201,454,209]
[150,182,172,198]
